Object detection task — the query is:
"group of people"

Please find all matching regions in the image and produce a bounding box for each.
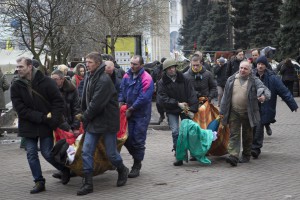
[215,49,298,166]
[10,48,298,195]
[11,53,153,195]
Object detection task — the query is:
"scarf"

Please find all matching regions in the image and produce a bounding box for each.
[74,74,84,88]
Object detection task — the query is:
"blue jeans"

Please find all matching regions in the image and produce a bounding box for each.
[82,132,123,174]
[26,136,65,183]
[167,113,190,150]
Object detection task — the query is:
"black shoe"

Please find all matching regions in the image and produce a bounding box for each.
[173,160,183,166]
[189,156,197,161]
[117,165,129,187]
[128,161,141,178]
[128,167,140,178]
[52,171,62,179]
[251,150,260,159]
[30,181,45,194]
[239,155,250,163]
[266,125,272,136]
[158,116,165,124]
[226,155,238,167]
[61,168,70,185]
[77,173,93,196]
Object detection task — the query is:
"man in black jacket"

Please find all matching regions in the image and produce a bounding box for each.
[11,57,70,194]
[50,69,81,180]
[157,58,198,166]
[76,52,129,196]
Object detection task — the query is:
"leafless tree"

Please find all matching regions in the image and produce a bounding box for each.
[85,0,168,58]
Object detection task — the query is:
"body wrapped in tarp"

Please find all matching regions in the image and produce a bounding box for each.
[193,99,230,156]
[176,119,214,164]
[67,105,128,177]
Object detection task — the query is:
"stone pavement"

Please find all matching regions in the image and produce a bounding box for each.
[0,98,300,200]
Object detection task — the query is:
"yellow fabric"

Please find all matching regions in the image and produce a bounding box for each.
[193,98,230,156]
[68,129,128,177]
[192,65,202,73]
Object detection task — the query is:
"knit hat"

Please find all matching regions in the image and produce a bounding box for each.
[163,59,177,71]
[256,56,269,66]
[219,57,225,63]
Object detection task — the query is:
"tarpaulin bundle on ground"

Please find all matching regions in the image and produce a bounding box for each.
[193,98,230,156]
[53,105,128,177]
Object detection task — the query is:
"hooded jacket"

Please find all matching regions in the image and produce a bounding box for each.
[59,79,81,130]
[10,68,64,138]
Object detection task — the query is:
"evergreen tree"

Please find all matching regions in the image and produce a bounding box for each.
[231,0,250,49]
[277,0,300,59]
[248,0,281,49]
[202,1,230,51]
[194,0,211,50]
[178,0,201,55]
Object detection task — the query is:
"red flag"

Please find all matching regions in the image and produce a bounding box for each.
[193,40,197,50]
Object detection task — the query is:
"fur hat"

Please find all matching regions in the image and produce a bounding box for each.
[256,56,269,66]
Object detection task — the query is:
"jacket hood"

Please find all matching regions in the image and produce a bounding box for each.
[61,79,76,93]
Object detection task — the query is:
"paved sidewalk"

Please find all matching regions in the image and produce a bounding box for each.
[0,98,300,200]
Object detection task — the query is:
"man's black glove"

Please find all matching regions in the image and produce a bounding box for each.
[59,121,71,132]
[126,107,134,118]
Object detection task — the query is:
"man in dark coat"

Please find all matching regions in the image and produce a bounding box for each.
[76,52,129,196]
[50,69,81,179]
[251,56,298,158]
[10,57,70,194]
[225,49,245,79]
[157,58,198,166]
[105,60,122,94]
[213,57,227,107]
[183,54,216,102]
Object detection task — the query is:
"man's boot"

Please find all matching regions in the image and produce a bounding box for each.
[77,172,93,196]
[30,181,45,194]
[116,164,129,187]
[173,160,183,166]
[266,124,272,136]
[128,160,141,178]
[226,155,238,167]
[61,167,70,185]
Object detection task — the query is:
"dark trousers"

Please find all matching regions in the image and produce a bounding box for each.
[252,122,264,154]
[125,116,150,161]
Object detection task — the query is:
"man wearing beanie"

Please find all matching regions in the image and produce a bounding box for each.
[251,56,298,159]
[213,57,227,107]
[220,61,271,167]
[157,58,198,165]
